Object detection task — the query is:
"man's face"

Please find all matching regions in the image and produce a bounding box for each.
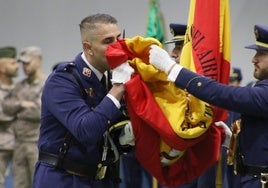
[22,57,41,77]
[84,23,121,73]
[252,50,268,80]
[170,41,183,64]
[0,57,19,78]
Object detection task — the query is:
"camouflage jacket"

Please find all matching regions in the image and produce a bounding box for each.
[2,74,47,142]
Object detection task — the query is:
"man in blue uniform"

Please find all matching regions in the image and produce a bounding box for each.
[149,24,268,188]
[33,13,134,188]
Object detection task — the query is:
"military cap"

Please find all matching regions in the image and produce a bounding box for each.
[245,25,268,51]
[0,46,16,58]
[165,23,187,44]
[18,46,42,63]
[229,67,242,82]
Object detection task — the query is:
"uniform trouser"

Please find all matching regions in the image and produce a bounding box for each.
[0,150,13,188]
[12,142,38,188]
[226,165,241,188]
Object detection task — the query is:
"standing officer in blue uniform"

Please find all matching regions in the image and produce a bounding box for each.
[149,24,268,188]
[33,13,134,188]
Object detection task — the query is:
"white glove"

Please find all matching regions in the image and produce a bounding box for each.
[149,44,176,74]
[111,62,134,84]
[119,122,135,146]
[215,121,232,148]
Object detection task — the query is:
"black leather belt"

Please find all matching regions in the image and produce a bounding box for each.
[243,164,268,176]
[38,151,98,178]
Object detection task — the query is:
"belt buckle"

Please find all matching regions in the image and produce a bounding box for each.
[261,173,268,188]
[261,173,268,182]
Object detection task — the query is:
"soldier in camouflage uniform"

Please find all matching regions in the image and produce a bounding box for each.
[2,46,46,188]
[0,46,18,188]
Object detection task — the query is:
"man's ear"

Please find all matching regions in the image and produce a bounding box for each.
[82,41,93,55]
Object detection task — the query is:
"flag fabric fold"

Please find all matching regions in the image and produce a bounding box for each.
[105,0,231,186]
[106,36,225,186]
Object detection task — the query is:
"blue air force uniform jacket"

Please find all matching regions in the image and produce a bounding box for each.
[174,68,268,187]
[33,53,123,188]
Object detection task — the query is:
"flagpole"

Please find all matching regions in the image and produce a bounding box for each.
[152,177,158,188]
[215,151,223,188]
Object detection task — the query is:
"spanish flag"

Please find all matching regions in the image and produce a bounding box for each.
[106,0,230,186]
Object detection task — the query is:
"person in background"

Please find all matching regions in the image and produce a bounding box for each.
[165,23,187,64]
[2,46,46,188]
[229,68,242,86]
[149,24,268,188]
[32,13,134,188]
[0,47,18,188]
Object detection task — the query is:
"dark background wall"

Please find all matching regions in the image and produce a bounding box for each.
[1,0,268,85]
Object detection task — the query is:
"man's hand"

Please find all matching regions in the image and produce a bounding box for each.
[149,44,176,74]
[215,121,232,148]
[111,62,134,84]
[108,83,126,101]
[21,101,36,109]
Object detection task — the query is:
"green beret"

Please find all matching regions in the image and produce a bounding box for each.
[0,46,16,58]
